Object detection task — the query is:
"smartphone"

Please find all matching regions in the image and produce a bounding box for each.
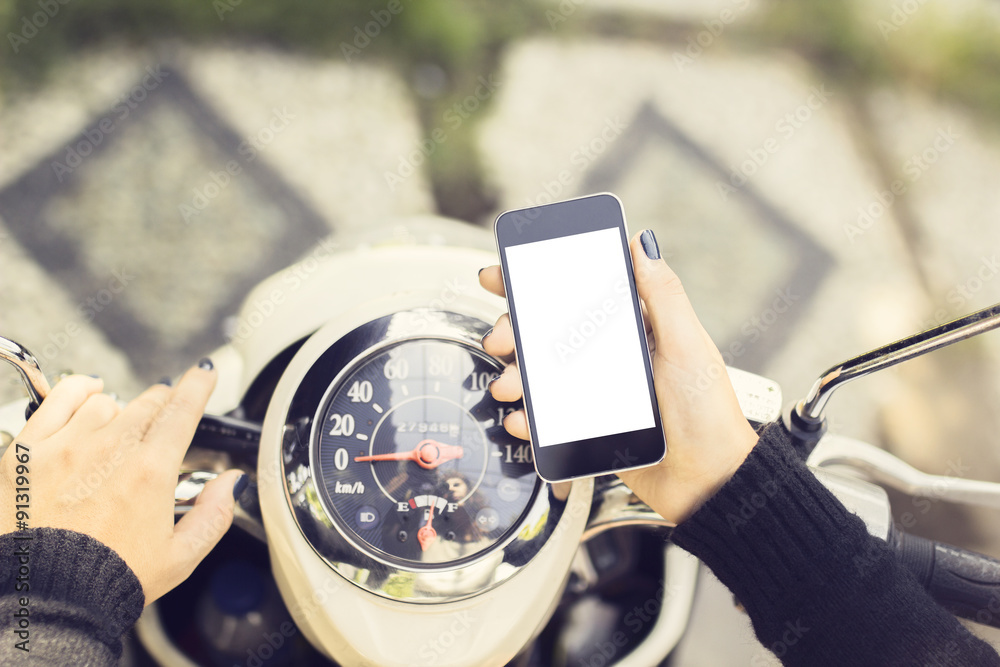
[494,192,666,482]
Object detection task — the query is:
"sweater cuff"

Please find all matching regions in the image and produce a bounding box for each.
[0,527,145,650]
[670,423,875,624]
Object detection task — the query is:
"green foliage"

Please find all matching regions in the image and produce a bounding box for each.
[754,0,1000,122]
[1,0,542,80]
[883,8,1000,122]
[753,1,888,84]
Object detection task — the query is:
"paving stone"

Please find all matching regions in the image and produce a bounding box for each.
[865,88,1000,313]
[477,38,928,445]
[0,47,152,186]
[0,215,142,405]
[0,45,436,385]
[0,47,164,402]
[177,45,435,231]
[39,100,305,364]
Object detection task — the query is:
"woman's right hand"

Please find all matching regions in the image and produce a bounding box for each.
[479,229,759,524]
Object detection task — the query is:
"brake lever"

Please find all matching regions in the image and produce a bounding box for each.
[809,433,1000,511]
[175,470,265,541]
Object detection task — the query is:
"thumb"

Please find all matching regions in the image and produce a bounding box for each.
[629,230,714,360]
[169,470,245,581]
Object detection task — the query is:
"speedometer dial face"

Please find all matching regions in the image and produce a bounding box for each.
[313,339,537,567]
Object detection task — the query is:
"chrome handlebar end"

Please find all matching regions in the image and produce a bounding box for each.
[0,335,51,415]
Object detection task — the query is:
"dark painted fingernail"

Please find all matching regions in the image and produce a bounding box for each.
[640,229,660,260]
[232,473,249,500]
[480,327,493,345]
[87,374,101,379]
[197,357,214,371]
[487,374,501,390]
[478,267,486,276]
[157,376,172,386]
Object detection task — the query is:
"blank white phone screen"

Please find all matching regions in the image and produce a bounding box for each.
[503,227,655,447]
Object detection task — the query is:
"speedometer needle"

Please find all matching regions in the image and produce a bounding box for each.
[354,439,464,470]
[417,503,437,551]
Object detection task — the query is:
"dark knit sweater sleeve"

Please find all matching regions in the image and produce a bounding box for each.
[0,527,145,665]
[671,423,1000,667]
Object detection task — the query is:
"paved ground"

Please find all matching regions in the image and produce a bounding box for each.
[2,1,1000,664]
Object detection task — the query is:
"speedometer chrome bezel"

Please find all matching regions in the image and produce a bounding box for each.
[279,308,571,604]
[306,334,536,571]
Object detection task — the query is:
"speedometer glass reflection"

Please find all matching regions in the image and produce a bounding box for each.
[313,339,538,567]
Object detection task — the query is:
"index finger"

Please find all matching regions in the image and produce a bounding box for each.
[16,375,104,442]
[142,361,217,466]
[478,266,505,298]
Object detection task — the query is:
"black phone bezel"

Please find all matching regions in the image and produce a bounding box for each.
[494,193,666,482]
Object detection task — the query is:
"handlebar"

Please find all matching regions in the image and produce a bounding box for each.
[785,301,1000,456]
[890,528,1000,629]
[808,430,1000,629]
[190,413,262,456]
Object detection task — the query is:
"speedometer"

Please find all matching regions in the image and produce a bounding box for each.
[279,309,567,603]
[312,339,537,567]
